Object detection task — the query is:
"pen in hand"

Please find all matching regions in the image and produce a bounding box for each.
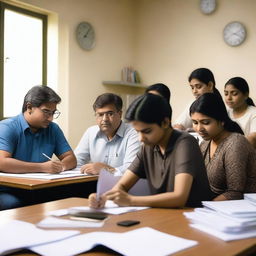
[42,152,52,161]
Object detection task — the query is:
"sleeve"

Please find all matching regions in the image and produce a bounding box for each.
[174,135,205,177]
[0,123,17,154]
[127,146,146,179]
[53,124,72,156]
[115,128,141,175]
[74,128,91,167]
[173,103,193,129]
[221,136,249,200]
[249,114,256,133]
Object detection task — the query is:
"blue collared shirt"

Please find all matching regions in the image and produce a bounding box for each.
[74,121,140,175]
[0,114,72,162]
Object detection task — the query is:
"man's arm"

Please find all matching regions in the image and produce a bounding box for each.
[58,150,77,170]
[0,150,63,174]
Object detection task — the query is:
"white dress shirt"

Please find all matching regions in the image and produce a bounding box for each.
[74,121,140,175]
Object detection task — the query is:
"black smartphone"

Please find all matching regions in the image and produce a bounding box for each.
[117,220,140,227]
[69,210,108,220]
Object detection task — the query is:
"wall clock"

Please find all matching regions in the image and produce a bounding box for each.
[76,22,95,50]
[223,21,246,46]
[200,0,216,14]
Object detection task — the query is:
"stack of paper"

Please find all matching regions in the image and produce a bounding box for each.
[184,199,256,241]
[244,193,256,205]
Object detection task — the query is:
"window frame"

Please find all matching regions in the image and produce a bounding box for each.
[0,2,47,119]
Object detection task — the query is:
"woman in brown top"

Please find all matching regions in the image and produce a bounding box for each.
[190,93,256,200]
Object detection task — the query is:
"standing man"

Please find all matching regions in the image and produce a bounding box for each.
[0,85,76,209]
[75,93,140,176]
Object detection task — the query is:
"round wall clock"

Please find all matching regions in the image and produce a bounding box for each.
[76,22,95,50]
[200,0,216,14]
[223,21,246,46]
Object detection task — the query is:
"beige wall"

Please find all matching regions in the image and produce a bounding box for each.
[5,0,256,148]
[134,0,256,121]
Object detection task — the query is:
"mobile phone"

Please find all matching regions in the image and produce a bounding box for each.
[117,220,140,227]
[69,210,108,220]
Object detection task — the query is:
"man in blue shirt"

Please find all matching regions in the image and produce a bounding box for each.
[75,93,140,176]
[0,85,76,209]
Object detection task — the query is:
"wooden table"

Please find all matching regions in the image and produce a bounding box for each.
[0,175,98,190]
[1,197,255,256]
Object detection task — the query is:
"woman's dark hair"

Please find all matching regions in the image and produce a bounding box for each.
[93,93,123,112]
[188,68,222,99]
[225,77,255,106]
[22,85,61,113]
[189,93,244,134]
[145,83,171,102]
[125,94,172,126]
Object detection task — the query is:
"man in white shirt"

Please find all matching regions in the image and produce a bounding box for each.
[75,93,140,176]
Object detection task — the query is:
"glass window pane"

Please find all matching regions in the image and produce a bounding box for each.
[4,9,43,117]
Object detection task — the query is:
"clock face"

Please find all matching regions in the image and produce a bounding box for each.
[223,22,246,46]
[200,0,216,14]
[76,22,95,50]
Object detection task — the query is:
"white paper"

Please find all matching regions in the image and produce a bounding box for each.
[184,211,256,233]
[36,216,105,228]
[202,200,256,218]
[190,223,256,241]
[97,169,151,199]
[0,168,88,180]
[0,220,79,256]
[69,200,149,215]
[31,227,198,256]
[244,193,256,204]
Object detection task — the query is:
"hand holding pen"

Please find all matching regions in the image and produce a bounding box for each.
[42,153,64,174]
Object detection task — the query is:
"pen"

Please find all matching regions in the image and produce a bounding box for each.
[42,153,52,161]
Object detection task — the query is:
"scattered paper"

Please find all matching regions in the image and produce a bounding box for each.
[31,227,198,256]
[0,168,88,180]
[36,216,105,228]
[69,200,149,215]
[0,220,79,256]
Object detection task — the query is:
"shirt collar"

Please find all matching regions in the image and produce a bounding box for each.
[154,129,182,155]
[97,121,124,139]
[18,113,30,132]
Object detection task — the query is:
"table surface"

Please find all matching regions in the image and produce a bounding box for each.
[0,175,98,190]
[1,197,255,256]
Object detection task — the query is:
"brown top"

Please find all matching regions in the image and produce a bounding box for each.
[129,130,214,207]
[200,133,256,200]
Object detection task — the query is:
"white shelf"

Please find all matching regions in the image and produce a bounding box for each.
[102,81,147,89]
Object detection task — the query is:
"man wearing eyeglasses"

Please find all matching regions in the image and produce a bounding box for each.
[75,93,140,176]
[0,85,76,209]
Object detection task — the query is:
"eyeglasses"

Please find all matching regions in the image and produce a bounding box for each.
[40,109,61,119]
[95,111,117,119]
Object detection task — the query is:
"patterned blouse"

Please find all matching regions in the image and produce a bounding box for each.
[200,133,256,200]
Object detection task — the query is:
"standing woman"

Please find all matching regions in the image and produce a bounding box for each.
[174,68,222,131]
[224,77,256,147]
[190,93,256,201]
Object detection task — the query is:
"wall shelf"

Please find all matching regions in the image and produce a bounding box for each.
[102,81,147,89]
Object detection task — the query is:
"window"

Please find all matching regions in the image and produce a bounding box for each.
[0,2,47,119]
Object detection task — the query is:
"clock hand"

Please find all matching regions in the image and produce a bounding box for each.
[83,29,91,38]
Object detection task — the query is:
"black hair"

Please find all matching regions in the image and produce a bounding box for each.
[93,93,123,112]
[22,85,61,113]
[145,83,171,102]
[189,93,244,134]
[125,93,172,126]
[225,77,255,106]
[188,68,222,99]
